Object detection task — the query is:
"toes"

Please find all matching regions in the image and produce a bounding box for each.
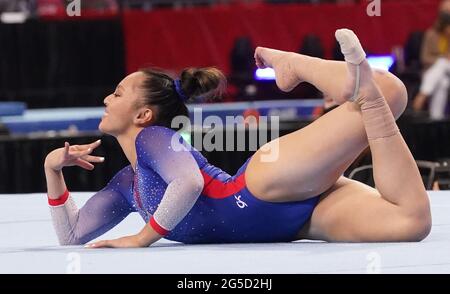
[254,47,269,69]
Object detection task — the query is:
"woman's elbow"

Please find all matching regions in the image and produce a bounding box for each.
[58,237,83,246]
[190,178,204,194]
[184,174,204,194]
[57,231,90,246]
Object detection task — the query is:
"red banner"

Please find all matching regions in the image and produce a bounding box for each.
[123,0,441,74]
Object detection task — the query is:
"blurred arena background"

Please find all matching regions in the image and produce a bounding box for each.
[0,0,449,194]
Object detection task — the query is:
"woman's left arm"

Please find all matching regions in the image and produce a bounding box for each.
[85,224,162,248]
[88,127,204,248]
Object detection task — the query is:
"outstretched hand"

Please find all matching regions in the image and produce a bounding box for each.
[85,225,163,249]
[85,235,144,249]
[44,139,104,171]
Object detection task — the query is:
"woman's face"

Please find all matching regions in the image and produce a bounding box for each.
[99,72,151,136]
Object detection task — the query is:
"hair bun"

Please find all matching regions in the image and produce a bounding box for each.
[179,67,226,102]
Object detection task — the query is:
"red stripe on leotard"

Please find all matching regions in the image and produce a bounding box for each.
[200,170,246,199]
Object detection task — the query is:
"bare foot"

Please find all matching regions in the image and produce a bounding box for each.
[254,47,302,92]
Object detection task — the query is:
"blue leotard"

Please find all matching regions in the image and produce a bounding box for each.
[51,125,319,244]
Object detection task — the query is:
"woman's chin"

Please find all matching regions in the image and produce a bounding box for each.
[98,122,109,134]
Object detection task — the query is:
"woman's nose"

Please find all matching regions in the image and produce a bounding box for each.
[103,95,110,106]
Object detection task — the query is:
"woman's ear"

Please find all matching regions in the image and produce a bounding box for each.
[134,107,153,127]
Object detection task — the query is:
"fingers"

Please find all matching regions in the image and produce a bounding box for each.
[64,142,88,158]
[71,147,93,158]
[81,139,102,151]
[92,240,109,248]
[88,139,102,150]
[82,155,105,163]
[85,240,109,248]
[75,158,94,170]
[64,142,70,154]
[68,139,102,152]
[63,140,104,170]
[75,155,104,171]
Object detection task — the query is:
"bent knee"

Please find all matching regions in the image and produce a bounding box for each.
[402,212,432,242]
[392,79,408,118]
[374,70,408,119]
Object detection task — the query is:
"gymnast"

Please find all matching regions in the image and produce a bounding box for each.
[43,29,431,248]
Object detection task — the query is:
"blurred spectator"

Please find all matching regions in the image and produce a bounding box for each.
[412,0,450,119]
[79,0,118,10]
[229,36,256,100]
[230,36,255,80]
[298,34,324,104]
[0,0,31,13]
[299,34,324,58]
[0,0,34,23]
[36,0,64,16]
[36,0,118,16]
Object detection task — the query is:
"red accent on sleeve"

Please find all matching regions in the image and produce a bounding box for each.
[48,189,70,206]
[149,217,169,236]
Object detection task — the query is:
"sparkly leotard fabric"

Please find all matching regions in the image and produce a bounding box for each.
[49,126,319,245]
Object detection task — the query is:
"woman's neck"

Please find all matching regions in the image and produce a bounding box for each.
[116,127,143,172]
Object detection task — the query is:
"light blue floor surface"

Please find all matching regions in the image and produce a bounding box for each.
[0,192,448,274]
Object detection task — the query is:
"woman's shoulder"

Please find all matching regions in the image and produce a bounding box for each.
[110,165,134,183]
[135,125,208,167]
[104,165,134,195]
[135,125,194,156]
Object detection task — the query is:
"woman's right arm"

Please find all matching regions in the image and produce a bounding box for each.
[44,140,134,245]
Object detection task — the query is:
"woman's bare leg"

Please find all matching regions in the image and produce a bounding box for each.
[296,176,431,242]
[251,29,431,242]
[246,33,407,201]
